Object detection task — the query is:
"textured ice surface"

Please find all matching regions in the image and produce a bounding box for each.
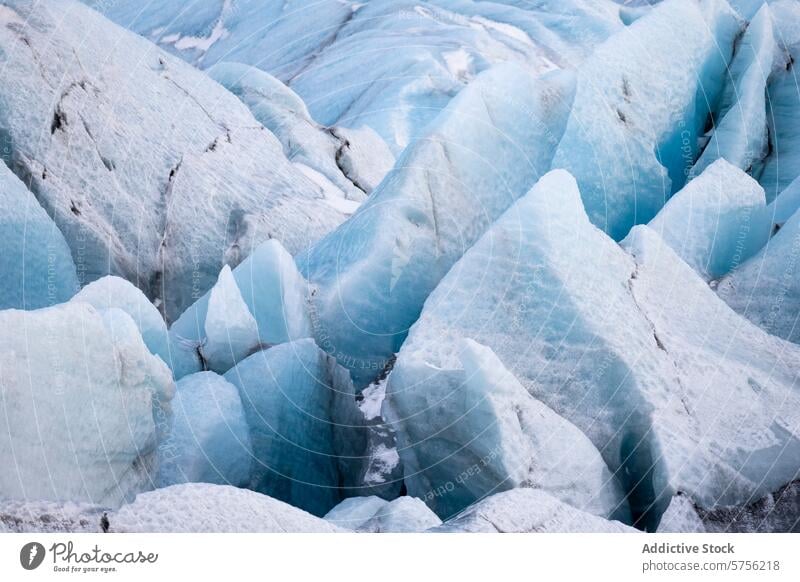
[0,302,174,507]
[157,372,251,488]
[691,5,777,176]
[551,0,741,240]
[386,338,628,520]
[0,162,78,309]
[392,170,800,528]
[89,0,622,151]
[224,340,366,516]
[641,159,770,281]
[0,0,347,320]
[201,265,261,374]
[111,483,344,532]
[717,204,800,342]
[208,62,392,202]
[431,489,636,533]
[168,240,313,379]
[72,276,170,366]
[299,65,576,387]
[655,494,708,533]
[324,496,441,532]
[0,500,107,533]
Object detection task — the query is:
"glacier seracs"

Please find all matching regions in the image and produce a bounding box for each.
[0,162,78,310]
[0,302,174,507]
[551,0,741,240]
[324,496,442,533]
[386,338,629,521]
[639,159,770,281]
[299,64,576,387]
[157,372,252,488]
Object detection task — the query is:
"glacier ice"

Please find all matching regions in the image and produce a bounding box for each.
[386,338,629,521]
[691,5,777,177]
[430,489,636,533]
[72,276,170,366]
[0,0,348,321]
[201,265,261,374]
[168,239,313,379]
[223,339,366,516]
[0,302,174,507]
[0,162,78,309]
[110,483,344,533]
[551,0,741,240]
[299,64,576,387]
[640,159,770,281]
[207,62,393,203]
[717,204,800,343]
[157,372,252,488]
[324,496,441,533]
[0,499,107,533]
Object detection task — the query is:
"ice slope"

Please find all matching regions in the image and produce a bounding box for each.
[168,239,312,379]
[0,500,107,533]
[87,0,623,152]
[0,162,78,309]
[0,0,348,321]
[430,489,636,533]
[551,0,741,240]
[391,170,800,529]
[0,302,174,507]
[386,338,628,521]
[208,62,394,203]
[757,0,800,202]
[717,205,800,342]
[223,340,366,516]
[691,5,778,176]
[157,372,252,488]
[641,159,770,281]
[324,496,442,532]
[110,483,344,533]
[299,64,576,387]
[72,276,170,366]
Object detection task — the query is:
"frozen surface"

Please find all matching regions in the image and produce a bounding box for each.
[111,483,344,532]
[0,0,347,320]
[0,302,174,507]
[168,240,313,379]
[223,340,366,516]
[431,489,636,533]
[640,159,770,281]
[0,499,107,533]
[324,495,441,532]
[386,338,628,520]
[157,372,252,488]
[691,5,777,176]
[72,276,170,366]
[0,162,78,309]
[299,65,576,387]
[551,0,741,240]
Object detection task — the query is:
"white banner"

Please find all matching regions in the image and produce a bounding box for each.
[1,533,798,581]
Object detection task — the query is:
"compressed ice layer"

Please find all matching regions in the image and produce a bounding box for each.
[386,338,629,521]
[0,302,174,507]
[110,483,344,532]
[551,0,741,240]
[640,159,770,281]
[0,162,78,309]
[299,64,576,387]
[691,5,777,176]
[431,489,636,533]
[223,339,366,516]
[157,372,252,488]
[168,239,313,379]
[324,496,442,532]
[72,276,170,365]
[0,0,348,321]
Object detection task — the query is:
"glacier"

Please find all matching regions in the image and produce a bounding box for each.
[0,302,174,507]
[157,372,252,488]
[324,496,442,533]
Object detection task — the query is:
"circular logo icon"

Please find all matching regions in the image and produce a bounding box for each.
[19,542,46,570]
